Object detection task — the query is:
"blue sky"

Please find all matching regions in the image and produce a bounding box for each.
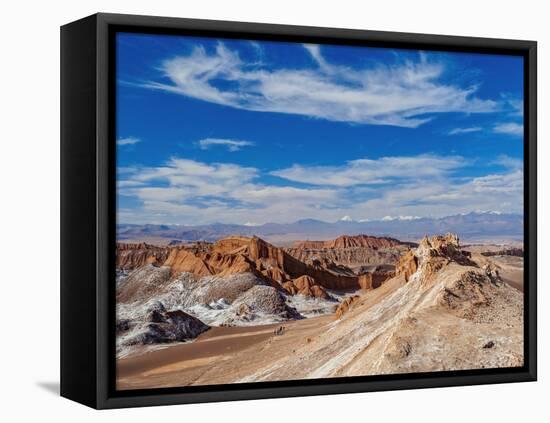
[116,32,524,225]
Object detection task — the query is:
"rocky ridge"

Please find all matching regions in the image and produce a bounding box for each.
[232,233,524,382]
[292,235,402,249]
[116,235,407,354]
[286,234,410,271]
[117,243,170,270]
[117,236,397,297]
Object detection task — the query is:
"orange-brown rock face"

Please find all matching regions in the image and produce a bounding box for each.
[358,270,395,289]
[372,270,395,287]
[397,233,472,283]
[397,250,418,282]
[293,275,316,290]
[262,267,290,283]
[335,295,360,319]
[205,250,256,276]
[116,243,170,270]
[212,237,250,255]
[210,237,361,290]
[282,275,330,299]
[293,235,402,250]
[358,273,374,290]
[286,235,408,270]
[216,257,257,277]
[117,236,396,294]
[163,249,213,277]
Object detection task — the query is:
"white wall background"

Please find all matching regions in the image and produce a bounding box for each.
[1,0,547,420]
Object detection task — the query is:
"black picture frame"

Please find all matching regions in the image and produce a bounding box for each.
[60,12,537,409]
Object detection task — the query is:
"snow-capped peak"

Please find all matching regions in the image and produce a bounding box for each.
[339,215,354,222]
[381,215,421,221]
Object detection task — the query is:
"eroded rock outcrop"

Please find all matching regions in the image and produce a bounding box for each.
[117,236,403,296]
[287,235,408,270]
[358,270,395,289]
[293,235,402,250]
[282,275,330,299]
[163,248,214,277]
[117,301,209,348]
[227,286,302,324]
[116,243,170,270]
[397,250,418,282]
[397,233,475,283]
[191,236,361,292]
[335,295,360,319]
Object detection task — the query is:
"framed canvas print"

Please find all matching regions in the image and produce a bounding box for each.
[60,13,537,409]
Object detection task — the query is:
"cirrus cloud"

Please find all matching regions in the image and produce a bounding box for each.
[117,136,141,146]
[140,43,499,128]
[198,138,255,152]
[448,127,482,135]
[493,122,523,136]
[270,155,466,186]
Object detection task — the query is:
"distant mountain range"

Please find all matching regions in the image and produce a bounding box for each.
[117,211,523,245]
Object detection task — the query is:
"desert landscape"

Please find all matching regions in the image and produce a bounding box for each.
[114,34,525,390]
[116,231,524,390]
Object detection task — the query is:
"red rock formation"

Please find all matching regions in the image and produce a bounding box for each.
[205,250,256,276]
[335,295,360,319]
[262,267,290,283]
[286,235,408,270]
[116,243,170,270]
[397,233,473,283]
[291,240,324,249]
[358,270,395,289]
[372,270,395,287]
[117,236,398,296]
[208,237,361,290]
[397,250,418,282]
[283,275,330,299]
[163,248,213,277]
[293,275,316,290]
[358,273,374,290]
[293,235,402,250]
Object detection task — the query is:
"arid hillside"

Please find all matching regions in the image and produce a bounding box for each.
[116,233,523,389]
[115,235,397,356]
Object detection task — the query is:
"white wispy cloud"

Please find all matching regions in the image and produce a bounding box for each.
[116,180,145,188]
[348,169,523,221]
[303,44,338,74]
[501,95,523,117]
[492,155,523,171]
[198,138,254,152]
[271,155,466,186]
[448,127,482,135]
[117,136,141,146]
[493,122,523,136]
[126,157,259,199]
[141,43,498,128]
[117,154,522,225]
[118,157,340,219]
